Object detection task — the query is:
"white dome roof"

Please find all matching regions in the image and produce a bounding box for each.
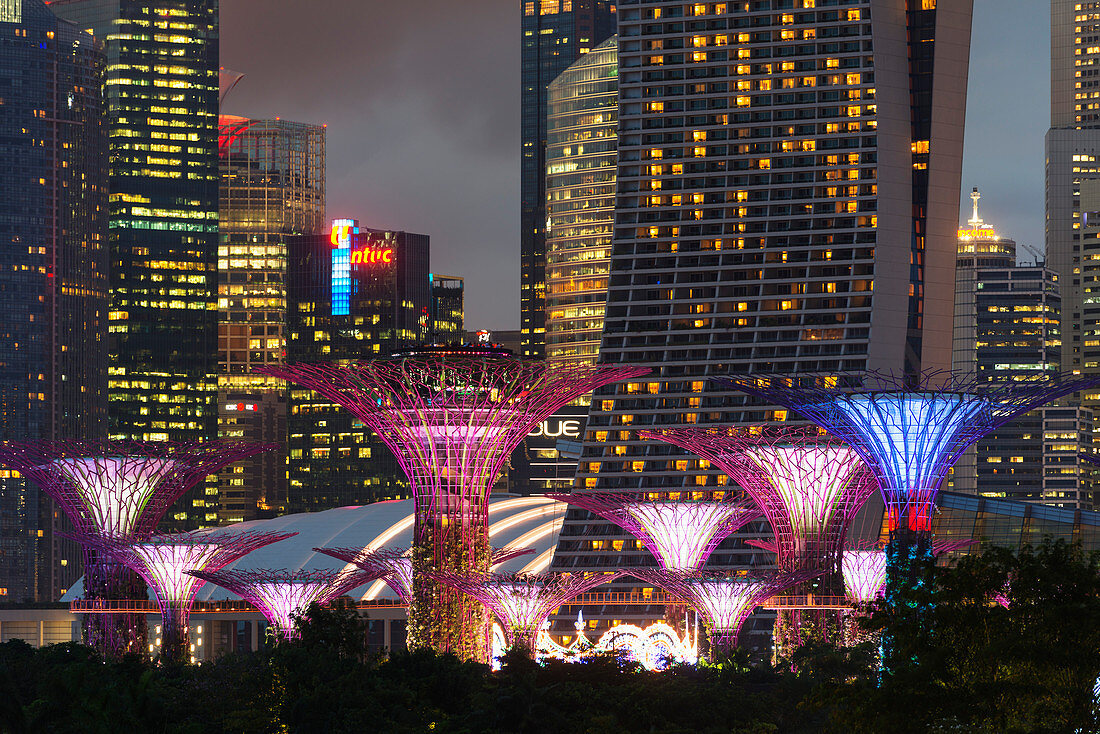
[61,494,567,602]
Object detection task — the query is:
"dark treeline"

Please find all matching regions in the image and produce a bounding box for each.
[1,541,1099,734]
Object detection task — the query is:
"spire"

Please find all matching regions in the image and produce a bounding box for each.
[969,186,983,226]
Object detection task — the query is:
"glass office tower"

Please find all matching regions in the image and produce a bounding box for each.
[51,0,220,528]
[521,0,616,359]
[0,0,108,601]
[217,116,326,523]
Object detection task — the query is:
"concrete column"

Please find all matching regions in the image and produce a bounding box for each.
[251,620,259,651]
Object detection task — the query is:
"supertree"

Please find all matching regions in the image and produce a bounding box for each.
[314,545,534,603]
[630,568,819,657]
[189,567,389,638]
[546,492,760,572]
[639,426,875,657]
[0,439,272,659]
[841,538,976,605]
[427,571,622,657]
[719,371,1098,602]
[259,349,648,661]
[72,529,295,664]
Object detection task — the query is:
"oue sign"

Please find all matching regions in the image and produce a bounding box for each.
[530,419,582,439]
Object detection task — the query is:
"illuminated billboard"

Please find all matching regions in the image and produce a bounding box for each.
[329,219,397,316]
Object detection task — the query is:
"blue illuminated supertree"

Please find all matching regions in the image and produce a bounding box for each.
[720,371,1098,608]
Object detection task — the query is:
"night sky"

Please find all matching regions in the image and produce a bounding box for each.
[220,0,1048,330]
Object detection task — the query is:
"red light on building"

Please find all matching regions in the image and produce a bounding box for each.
[351,246,395,265]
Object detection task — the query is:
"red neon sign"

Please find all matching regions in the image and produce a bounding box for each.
[351,246,395,265]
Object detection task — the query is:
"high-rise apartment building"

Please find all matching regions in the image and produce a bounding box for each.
[50,0,220,528]
[217,115,326,523]
[551,0,973,637]
[0,0,107,601]
[285,220,433,512]
[521,0,616,359]
[429,274,465,345]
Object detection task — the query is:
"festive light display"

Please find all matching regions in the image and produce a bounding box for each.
[74,529,295,664]
[189,567,389,638]
[314,545,534,603]
[547,492,759,571]
[631,568,818,655]
[721,371,1095,537]
[0,440,272,659]
[427,571,622,656]
[260,350,648,662]
[534,616,698,669]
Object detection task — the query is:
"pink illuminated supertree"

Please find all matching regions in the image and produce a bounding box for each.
[841,538,976,605]
[0,439,273,659]
[314,545,534,603]
[631,568,819,657]
[73,529,295,664]
[189,567,389,638]
[428,571,622,657]
[259,349,648,661]
[547,492,759,572]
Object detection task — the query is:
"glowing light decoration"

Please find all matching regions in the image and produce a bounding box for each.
[427,571,622,657]
[0,440,273,660]
[548,492,759,571]
[314,545,534,603]
[74,529,295,664]
[631,568,818,655]
[592,622,699,669]
[722,371,1098,538]
[330,218,357,316]
[189,568,390,638]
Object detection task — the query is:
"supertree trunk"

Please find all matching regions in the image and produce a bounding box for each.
[773,609,844,662]
[80,547,148,660]
[410,515,491,662]
[707,628,736,659]
[157,601,190,666]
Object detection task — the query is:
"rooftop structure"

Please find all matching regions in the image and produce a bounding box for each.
[259,351,647,661]
[74,529,295,664]
[315,545,534,604]
[189,567,386,638]
[548,492,759,572]
[0,440,271,658]
[428,571,621,657]
[630,568,818,657]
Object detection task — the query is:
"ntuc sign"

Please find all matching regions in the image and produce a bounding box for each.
[351,246,395,265]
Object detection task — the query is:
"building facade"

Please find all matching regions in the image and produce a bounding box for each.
[51,0,220,529]
[521,0,616,359]
[0,0,108,602]
[550,0,973,636]
[217,115,326,523]
[429,274,465,345]
[285,221,432,512]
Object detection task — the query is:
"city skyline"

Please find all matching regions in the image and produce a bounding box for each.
[218,0,1048,331]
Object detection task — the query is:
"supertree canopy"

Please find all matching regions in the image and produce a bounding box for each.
[630,568,819,656]
[189,567,388,638]
[73,529,295,664]
[314,545,535,603]
[547,492,759,572]
[0,439,273,659]
[720,371,1099,604]
[639,426,874,585]
[842,538,976,605]
[260,350,647,662]
[427,571,622,657]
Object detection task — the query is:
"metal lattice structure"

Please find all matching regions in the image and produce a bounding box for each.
[548,492,759,571]
[0,440,273,659]
[189,567,389,637]
[314,545,535,603]
[260,352,647,661]
[640,426,874,588]
[72,529,295,664]
[428,571,622,656]
[630,568,819,655]
[720,371,1097,537]
[841,538,976,604]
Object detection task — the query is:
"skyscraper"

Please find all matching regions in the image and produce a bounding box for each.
[217,115,326,523]
[552,0,973,636]
[51,0,220,527]
[0,0,107,601]
[521,0,616,359]
[284,220,432,512]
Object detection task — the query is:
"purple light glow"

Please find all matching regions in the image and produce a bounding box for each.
[72,529,295,664]
[190,568,389,637]
[427,571,622,656]
[641,426,874,586]
[548,492,759,571]
[261,353,647,661]
[842,547,887,604]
